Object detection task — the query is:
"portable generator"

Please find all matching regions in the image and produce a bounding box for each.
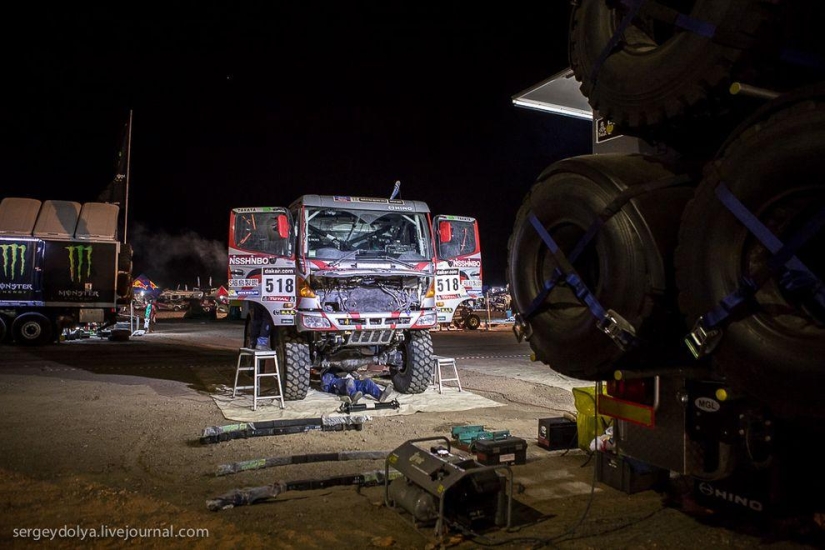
[383,436,513,536]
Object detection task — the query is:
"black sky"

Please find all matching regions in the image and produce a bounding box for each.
[3,4,592,288]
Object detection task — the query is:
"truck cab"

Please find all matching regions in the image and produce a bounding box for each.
[433,215,483,329]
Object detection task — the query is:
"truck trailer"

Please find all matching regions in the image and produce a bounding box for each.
[0,197,131,345]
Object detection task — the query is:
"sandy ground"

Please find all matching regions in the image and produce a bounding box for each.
[0,314,822,549]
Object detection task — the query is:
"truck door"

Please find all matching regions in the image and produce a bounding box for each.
[228,207,296,326]
[432,215,483,323]
[433,215,482,296]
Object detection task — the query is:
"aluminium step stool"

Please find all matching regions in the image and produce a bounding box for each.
[232,348,285,411]
[432,355,462,394]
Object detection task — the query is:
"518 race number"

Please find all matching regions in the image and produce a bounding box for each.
[263,274,295,297]
[436,276,460,293]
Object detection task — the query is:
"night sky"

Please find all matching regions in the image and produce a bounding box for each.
[3,4,592,289]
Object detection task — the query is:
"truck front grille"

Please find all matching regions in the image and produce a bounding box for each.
[347,330,394,346]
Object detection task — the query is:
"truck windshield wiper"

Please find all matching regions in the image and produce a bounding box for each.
[327,249,363,268]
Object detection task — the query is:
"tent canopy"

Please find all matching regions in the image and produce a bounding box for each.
[132,274,161,294]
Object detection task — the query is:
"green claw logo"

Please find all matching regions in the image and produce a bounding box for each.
[66,245,93,283]
[1,243,27,278]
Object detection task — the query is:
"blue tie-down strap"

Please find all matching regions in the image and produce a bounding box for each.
[522,213,638,351]
[521,174,692,322]
[685,184,825,359]
[590,0,647,85]
[620,0,716,38]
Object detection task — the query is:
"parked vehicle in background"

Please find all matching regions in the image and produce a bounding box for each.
[0,198,132,345]
[155,297,189,312]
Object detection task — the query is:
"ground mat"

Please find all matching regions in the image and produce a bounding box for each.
[210,384,504,422]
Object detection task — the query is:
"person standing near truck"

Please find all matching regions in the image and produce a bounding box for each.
[247,302,273,350]
[144,299,157,333]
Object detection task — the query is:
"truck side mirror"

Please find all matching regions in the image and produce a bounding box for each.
[439,220,452,243]
[277,214,289,239]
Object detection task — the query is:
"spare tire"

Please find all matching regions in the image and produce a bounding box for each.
[569,0,778,129]
[507,154,694,380]
[676,95,825,419]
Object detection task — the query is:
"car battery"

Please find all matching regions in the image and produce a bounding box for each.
[537,417,578,451]
[473,436,527,466]
[596,451,667,494]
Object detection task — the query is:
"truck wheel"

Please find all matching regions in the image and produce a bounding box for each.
[275,329,310,401]
[569,0,776,129]
[465,314,481,330]
[0,315,7,343]
[393,330,433,394]
[12,312,53,346]
[676,95,825,419]
[507,154,693,380]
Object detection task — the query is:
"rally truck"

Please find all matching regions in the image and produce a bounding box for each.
[0,197,131,345]
[432,215,484,330]
[228,194,478,400]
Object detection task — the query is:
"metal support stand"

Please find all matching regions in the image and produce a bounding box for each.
[233,348,284,411]
[432,356,462,393]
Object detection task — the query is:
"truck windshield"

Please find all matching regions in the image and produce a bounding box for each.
[305,207,432,262]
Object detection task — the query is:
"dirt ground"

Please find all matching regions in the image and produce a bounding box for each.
[1,314,822,549]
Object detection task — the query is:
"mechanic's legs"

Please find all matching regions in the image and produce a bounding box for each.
[353,378,393,402]
[256,319,272,350]
[321,374,364,403]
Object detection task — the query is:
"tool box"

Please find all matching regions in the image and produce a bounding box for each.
[537,417,578,451]
[451,425,511,451]
[472,436,527,466]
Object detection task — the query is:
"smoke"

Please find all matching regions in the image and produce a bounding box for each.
[129,223,227,290]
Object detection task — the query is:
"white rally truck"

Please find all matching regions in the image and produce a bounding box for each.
[228,194,477,400]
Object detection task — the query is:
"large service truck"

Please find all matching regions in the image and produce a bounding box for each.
[227,194,480,401]
[508,2,824,518]
[0,197,132,345]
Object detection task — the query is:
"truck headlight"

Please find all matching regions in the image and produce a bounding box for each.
[415,312,437,327]
[301,314,331,329]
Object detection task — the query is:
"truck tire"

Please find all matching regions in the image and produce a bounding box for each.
[275,329,310,401]
[0,315,7,343]
[465,314,481,330]
[569,0,777,129]
[676,96,825,419]
[12,312,53,346]
[392,329,433,394]
[507,154,694,380]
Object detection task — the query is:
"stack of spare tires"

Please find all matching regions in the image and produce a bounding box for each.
[507,0,825,419]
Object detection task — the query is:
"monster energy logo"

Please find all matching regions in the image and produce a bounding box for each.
[0,243,27,278]
[66,245,93,283]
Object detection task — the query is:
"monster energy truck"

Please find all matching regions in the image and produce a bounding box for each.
[0,198,131,345]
